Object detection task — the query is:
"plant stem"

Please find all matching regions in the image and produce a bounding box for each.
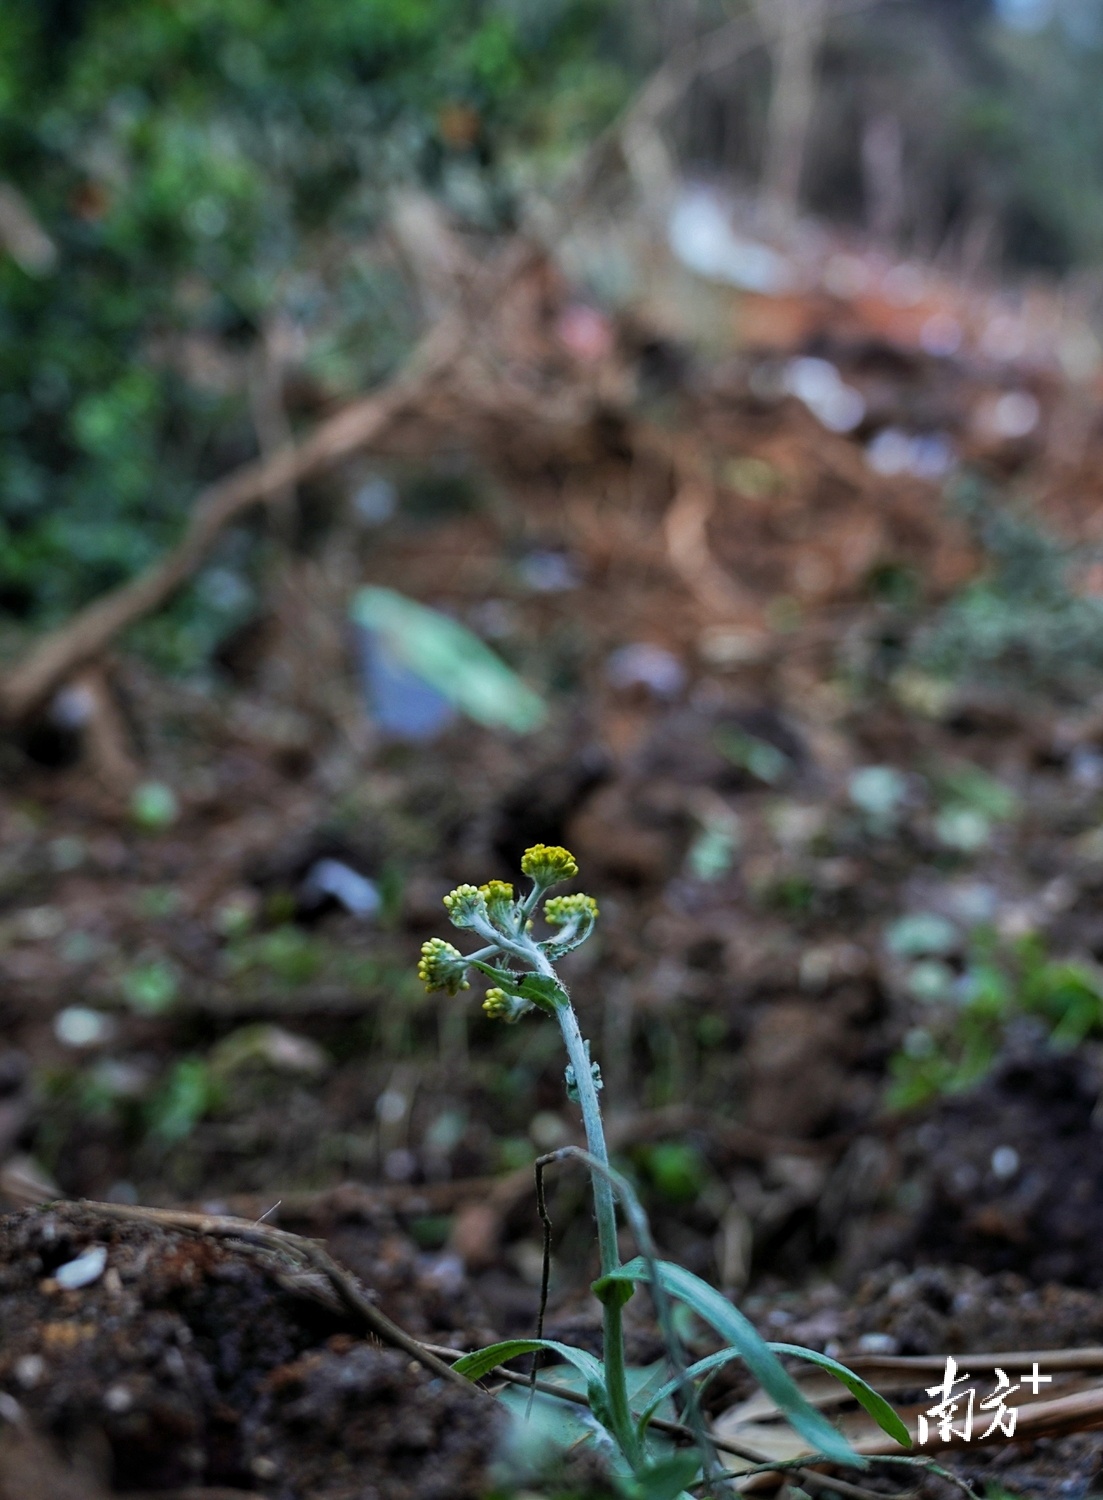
[547,977,640,1467]
[554,999,618,1272]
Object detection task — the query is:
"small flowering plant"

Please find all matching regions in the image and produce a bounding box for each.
[418,846,909,1496]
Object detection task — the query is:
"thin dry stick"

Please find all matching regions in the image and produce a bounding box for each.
[847,1348,1103,1377]
[80,1199,476,1393]
[0,318,461,723]
[0,3,874,724]
[530,1154,555,1412]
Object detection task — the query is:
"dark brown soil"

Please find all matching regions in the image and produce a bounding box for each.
[9,244,1103,1500]
[0,1204,498,1497]
[747,1264,1103,1499]
[904,1045,1103,1289]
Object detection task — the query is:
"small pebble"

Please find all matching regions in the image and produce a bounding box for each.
[54,1006,114,1049]
[14,1355,44,1389]
[857,1332,899,1354]
[55,1244,107,1291]
[991,1145,1021,1181]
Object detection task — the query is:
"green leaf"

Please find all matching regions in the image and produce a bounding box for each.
[636,1354,732,1427]
[453,1337,603,1389]
[638,1343,908,1450]
[467,960,565,1012]
[621,1453,701,1500]
[595,1259,859,1468]
[768,1344,911,1449]
[496,1380,598,1458]
[455,1337,617,1446]
[517,973,568,1007]
[352,587,547,733]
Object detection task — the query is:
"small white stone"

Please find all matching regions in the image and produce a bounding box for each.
[54,1007,114,1048]
[857,1332,899,1354]
[104,1383,132,1414]
[991,1146,1020,1181]
[55,1244,107,1291]
[14,1355,44,1389]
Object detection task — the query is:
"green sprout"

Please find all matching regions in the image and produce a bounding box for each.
[418,845,909,1494]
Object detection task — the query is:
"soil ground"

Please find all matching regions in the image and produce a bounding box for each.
[5,250,1103,1495]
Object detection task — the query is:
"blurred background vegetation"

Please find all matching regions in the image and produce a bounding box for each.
[3,0,1103,670]
[0,0,635,664]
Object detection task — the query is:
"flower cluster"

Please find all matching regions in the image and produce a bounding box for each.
[441,884,487,928]
[544,893,598,925]
[482,986,531,1024]
[478,880,517,930]
[416,938,471,995]
[418,845,599,1023]
[520,843,579,886]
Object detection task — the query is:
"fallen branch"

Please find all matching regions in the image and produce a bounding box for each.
[0,319,462,724]
[0,12,765,726]
[0,0,879,725]
[81,1198,476,1393]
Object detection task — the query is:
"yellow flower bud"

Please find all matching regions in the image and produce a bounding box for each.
[482,986,527,1023]
[544,893,599,926]
[520,844,579,887]
[417,938,471,994]
[442,884,487,928]
[478,880,517,929]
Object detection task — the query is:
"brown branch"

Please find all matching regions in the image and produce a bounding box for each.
[0,318,462,724]
[0,0,875,726]
[80,1198,478,1394]
[846,1348,1103,1378]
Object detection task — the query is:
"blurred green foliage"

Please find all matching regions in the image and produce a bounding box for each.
[913,477,1103,698]
[7,0,1103,682]
[0,0,631,664]
[888,929,1103,1109]
[635,1140,708,1204]
[146,1054,221,1142]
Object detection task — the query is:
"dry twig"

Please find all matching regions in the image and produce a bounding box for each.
[0,3,822,725]
[0,319,462,723]
[81,1199,476,1393]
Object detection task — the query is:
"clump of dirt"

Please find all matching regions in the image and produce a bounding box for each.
[247,1337,501,1500]
[0,1203,499,1496]
[900,1044,1103,1288]
[797,1263,1103,1357]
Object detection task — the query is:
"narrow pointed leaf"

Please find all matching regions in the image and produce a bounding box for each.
[638,1345,909,1450]
[453,1337,603,1389]
[595,1259,859,1467]
[767,1343,911,1449]
[352,587,547,732]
